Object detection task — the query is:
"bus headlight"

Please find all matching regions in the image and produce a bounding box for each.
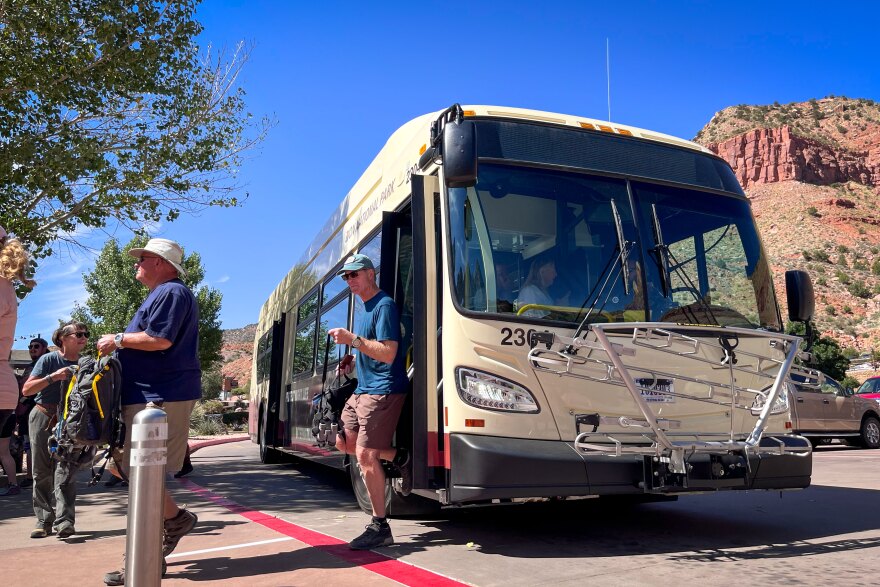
[749,384,790,416]
[455,368,539,413]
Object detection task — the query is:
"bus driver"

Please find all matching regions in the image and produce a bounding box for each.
[328,253,411,550]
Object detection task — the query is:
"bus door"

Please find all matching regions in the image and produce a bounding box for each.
[379,207,415,460]
[262,313,287,454]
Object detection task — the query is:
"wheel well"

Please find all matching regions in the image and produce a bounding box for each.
[862,411,880,427]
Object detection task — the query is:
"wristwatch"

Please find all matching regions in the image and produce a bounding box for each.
[351,335,362,349]
[114,333,125,349]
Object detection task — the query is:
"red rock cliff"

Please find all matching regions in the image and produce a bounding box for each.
[707,126,880,189]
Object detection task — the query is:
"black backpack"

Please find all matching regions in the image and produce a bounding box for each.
[50,353,125,484]
[310,337,357,447]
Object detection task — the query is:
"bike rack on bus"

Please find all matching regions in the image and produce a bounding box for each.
[527,323,812,475]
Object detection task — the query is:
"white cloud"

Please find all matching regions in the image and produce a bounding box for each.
[214,275,230,284]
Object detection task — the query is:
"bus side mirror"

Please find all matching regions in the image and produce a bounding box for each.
[785,270,815,322]
[443,120,477,188]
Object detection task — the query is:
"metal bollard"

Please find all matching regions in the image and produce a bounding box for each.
[125,402,168,587]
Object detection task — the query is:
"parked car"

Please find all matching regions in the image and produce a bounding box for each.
[788,371,880,449]
[855,376,880,400]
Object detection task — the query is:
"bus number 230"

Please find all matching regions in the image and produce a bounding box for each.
[500,327,535,346]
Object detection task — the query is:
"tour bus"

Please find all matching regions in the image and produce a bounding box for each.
[250,104,816,515]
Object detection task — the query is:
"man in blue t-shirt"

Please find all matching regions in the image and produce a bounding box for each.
[329,253,410,551]
[97,238,201,586]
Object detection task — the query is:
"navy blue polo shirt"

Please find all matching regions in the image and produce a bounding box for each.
[119,279,201,404]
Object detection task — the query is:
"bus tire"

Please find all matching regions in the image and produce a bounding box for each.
[259,409,282,464]
[347,459,439,517]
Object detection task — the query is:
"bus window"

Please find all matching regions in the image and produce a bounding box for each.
[256,331,271,382]
[292,290,320,378]
[322,272,348,306]
[316,297,351,367]
[359,233,382,273]
[449,163,638,323]
[298,290,319,324]
[633,181,778,329]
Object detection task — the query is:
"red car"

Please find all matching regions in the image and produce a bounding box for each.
[856,376,880,400]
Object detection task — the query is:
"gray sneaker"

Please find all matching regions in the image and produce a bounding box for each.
[104,556,166,585]
[163,508,198,556]
[349,521,393,550]
[56,523,76,538]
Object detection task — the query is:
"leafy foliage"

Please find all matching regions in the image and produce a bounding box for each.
[70,234,223,369]
[0,0,272,260]
[201,367,223,401]
[786,322,851,381]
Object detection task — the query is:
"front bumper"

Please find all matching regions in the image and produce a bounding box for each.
[447,433,812,504]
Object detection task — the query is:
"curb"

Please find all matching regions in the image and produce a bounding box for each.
[188,434,250,454]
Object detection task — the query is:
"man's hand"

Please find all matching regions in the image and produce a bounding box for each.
[337,353,354,376]
[97,334,117,355]
[328,327,354,346]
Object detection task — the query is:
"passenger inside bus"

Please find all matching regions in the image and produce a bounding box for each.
[517,254,569,318]
[471,259,516,313]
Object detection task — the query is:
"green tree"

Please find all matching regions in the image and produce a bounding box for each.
[0,0,272,262]
[786,322,850,381]
[71,234,223,369]
[201,367,223,401]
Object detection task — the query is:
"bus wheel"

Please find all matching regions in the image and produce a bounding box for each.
[259,412,282,464]
[347,459,439,517]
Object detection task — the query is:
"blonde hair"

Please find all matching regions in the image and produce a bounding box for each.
[0,236,36,288]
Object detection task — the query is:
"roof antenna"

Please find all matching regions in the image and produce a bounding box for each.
[606,38,612,121]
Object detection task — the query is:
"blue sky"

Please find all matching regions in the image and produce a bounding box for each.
[13,0,880,346]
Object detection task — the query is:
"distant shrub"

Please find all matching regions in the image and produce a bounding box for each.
[815,276,827,286]
[842,305,853,314]
[836,124,848,134]
[836,270,851,284]
[848,281,871,298]
[806,206,820,217]
[825,305,837,316]
[853,259,867,271]
[872,260,880,275]
[813,249,830,263]
[841,376,860,391]
[838,255,849,267]
[837,244,849,253]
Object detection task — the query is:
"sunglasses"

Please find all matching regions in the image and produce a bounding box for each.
[66,331,89,339]
[341,271,360,282]
[28,344,44,349]
[136,255,159,264]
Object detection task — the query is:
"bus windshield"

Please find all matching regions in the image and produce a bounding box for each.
[448,163,780,330]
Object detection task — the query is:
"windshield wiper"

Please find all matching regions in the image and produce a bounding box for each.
[572,199,633,340]
[650,204,670,297]
[649,203,718,324]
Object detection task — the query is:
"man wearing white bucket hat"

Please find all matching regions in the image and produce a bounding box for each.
[97,238,200,585]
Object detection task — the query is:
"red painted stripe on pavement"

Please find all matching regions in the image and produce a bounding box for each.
[176,478,471,587]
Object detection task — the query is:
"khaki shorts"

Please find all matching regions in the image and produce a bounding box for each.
[340,393,406,450]
[119,400,196,476]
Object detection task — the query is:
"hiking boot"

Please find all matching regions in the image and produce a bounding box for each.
[104,556,166,585]
[56,523,76,538]
[394,449,412,497]
[30,522,53,539]
[349,521,394,550]
[163,507,198,556]
[0,484,20,496]
[173,461,194,478]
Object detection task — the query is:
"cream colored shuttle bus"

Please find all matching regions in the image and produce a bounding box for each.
[250,104,816,514]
